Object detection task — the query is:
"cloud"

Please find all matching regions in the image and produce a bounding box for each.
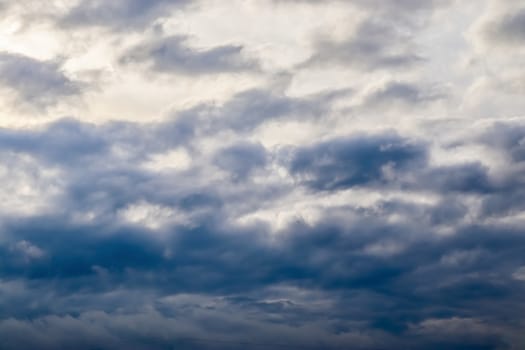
[285,132,427,191]
[213,141,268,181]
[60,0,191,30]
[168,87,340,134]
[364,81,445,107]
[1,202,525,348]
[480,122,525,162]
[0,53,83,109]
[1,2,525,349]
[120,35,259,75]
[304,19,424,70]
[0,115,199,167]
[482,6,525,45]
[422,163,494,194]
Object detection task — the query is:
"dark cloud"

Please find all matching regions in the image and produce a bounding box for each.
[213,141,267,181]
[1,209,524,349]
[213,89,329,131]
[286,133,427,191]
[1,1,524,348]
[470,123,525,217]
[1,111,525,349]
[171,87,340,134]
[0,86,340,217]
[0,117,190,165]
[297,0,452,72]
[422,162,495,194]
[0,53,83,108]
[60,0,191,30]
[120,35,259,75]
[483,7,525,45]
[480,122,525,162]
[364,81,445,107]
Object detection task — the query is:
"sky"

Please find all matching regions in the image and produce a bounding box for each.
[0,0,525,349]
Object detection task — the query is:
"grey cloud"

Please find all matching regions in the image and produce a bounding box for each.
[422,163,495,194]
[481,189,525,218]
[480,122,525,162]
[0,53,83,108]
[120,35,259,75]
[60,0,191,30]
[1,207,525,349]
[286,132,427,191]
[472,123,525,217]
[483,7,525,45]
[2,2,525,348]
[0,86,340,218]
[172,87,340,134]
[280,122,525,210]
[282,124,525,224]
[276,0,449,13]
[354,0,451,15]
[213,89,324,131]
[213,141,267,181]
[0,116,202,220]
[304,19,424,70]
[1,114,525,349]
[297,0,453,72]
[0,117,188,165]
[364,81,445,107]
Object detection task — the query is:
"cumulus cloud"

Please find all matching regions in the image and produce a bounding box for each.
[276,0,449,14]
[0,53,83,109]
[1,1,525,349]
[304,19,424,70]
[60,0,192,30]
[363,81,445,108]
[481,6,525,45]
[213,141,268,181]
[120,35,259,75]
[285,132,427,191]
[167,87,340,135]
[1,78,525,350]
[1,84,525,347]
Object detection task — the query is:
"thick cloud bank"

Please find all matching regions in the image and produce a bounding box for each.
[1,0,525,349]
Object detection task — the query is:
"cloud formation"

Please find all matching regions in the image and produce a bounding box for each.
[1,0,525,349]
[304,19,424,70]
[60,0,192,30]
[482,6,525,45]
[286,133,427,190]
[120,35,259,75]
[0,53,83,109]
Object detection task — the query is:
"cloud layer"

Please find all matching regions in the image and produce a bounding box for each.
[1,0,525,349]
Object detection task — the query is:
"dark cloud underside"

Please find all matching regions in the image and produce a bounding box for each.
[1,109,525,348]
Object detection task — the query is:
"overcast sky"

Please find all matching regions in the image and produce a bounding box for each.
[1,1,525,349]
